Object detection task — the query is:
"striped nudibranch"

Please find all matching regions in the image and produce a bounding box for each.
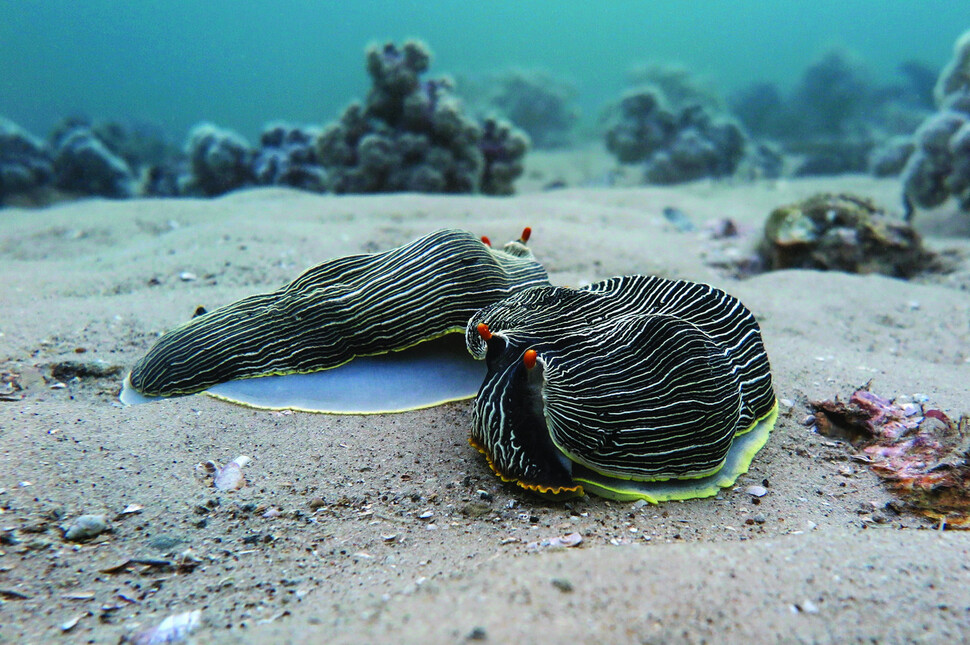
[465,275,777,502]
[126,228,549,400]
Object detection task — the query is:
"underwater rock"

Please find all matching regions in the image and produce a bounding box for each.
[252,123,326,191]
[0,117,53,203]
[181,122,255,197]
[317,40,527,195]
[605,88,745,184]
[759,193,935,278]
[51,121,135,198]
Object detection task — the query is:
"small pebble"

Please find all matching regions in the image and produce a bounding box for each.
[62,515,108,542]
[801,414,816,427]
[308,497,326,510]
[418,510,434,520]
[179,271,197,282]
[468,626,488,641]
[551,577,574,593]
[780,398,794,408]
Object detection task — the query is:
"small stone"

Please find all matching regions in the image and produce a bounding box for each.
[752,513,767,524]
[62,515,108,542]
[632,499,648,509]
[801,414,816,427]
[418,510,434,520]
[179,271,197,282]
[551,577,574,592]
[780,398,794,408]
[460,502,491,518]
[149,534,185,552]
[308,497,326,510]
[801,599,820,614]
[468,626,488,640]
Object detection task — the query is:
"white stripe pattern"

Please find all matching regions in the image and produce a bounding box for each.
[129,229,549,397]
[465,275,775,492]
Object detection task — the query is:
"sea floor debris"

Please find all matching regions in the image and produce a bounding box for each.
[811,385,970,526]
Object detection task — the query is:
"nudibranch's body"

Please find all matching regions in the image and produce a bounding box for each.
[122,228,548,413]
[466,275,777,503]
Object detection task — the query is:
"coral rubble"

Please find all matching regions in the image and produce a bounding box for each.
[317,40,528,195]
[812,386,970,526]
[759,193,935,278]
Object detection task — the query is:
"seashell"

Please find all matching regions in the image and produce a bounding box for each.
[126,609,201,645]
[121,228,547,413]
[62,514,109,541]
[465,275,777,503]
[211,456,250,491]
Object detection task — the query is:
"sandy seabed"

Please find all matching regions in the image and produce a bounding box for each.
[2,163,970,643]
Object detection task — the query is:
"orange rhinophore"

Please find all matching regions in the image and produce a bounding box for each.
[520,226,532,243]
[523,349,538,369]
[477,322,492,341]
[481,235,492,247]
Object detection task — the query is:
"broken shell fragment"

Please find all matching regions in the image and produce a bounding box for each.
[62,514,109,542]
[527,532,584,550]
[196,456,251,491]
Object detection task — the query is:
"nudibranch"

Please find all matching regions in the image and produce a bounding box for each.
[121,228,548,413]
[465,275,777,503]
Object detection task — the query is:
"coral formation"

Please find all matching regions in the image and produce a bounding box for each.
[51,119,135,198]
[791,51,872,138]
[934,29,970,107]
[627,62,723,112]
[317,40,527,195]
[868,136,916,177]
[181,123,255,197]
[759,193,935,278]
[0,117,53,203]
[902,30,970,218]
[730,50,934,179]
[605,88,745,184]
[479,117,529,196]
[253,123,326,192]
[483,69,578,149]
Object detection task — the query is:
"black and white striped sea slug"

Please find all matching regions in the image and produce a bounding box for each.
[123,228,549,412]
[465,275,777,502]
